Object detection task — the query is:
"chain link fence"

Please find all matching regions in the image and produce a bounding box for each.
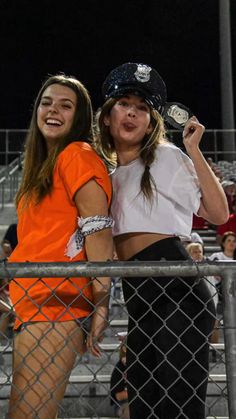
[0,260,235,418]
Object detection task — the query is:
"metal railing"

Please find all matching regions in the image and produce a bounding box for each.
[0,260,235,418]
[0,128,236,211]
[0,129,236,165]
[0,130,27,166]
[0,173,6,210]
[168,129,236,163]
[0,153,23,209]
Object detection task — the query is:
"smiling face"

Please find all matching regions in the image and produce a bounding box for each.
[37,83,77,150]
[104,95,153,152]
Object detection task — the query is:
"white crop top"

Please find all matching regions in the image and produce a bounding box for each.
[111,142,201,238]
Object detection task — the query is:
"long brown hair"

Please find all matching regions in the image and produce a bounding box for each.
[16,74,93,206]
[94,97,168,200]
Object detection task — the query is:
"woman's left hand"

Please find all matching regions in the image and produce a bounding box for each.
[183,116,205,153]
[184,116,229,225]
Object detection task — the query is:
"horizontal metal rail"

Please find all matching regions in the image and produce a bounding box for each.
[1,260,236,279]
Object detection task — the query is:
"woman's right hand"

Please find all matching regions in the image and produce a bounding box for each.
[86,305,109,357]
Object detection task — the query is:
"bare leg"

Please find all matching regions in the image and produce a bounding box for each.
[8,321,86,419]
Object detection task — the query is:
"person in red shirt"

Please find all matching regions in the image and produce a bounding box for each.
[8,74,113,419]
[192,213,209,229]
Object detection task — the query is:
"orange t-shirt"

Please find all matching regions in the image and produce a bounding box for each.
[9,142,112,329]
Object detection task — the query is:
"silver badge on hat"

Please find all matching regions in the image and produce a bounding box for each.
[134,64,152,83]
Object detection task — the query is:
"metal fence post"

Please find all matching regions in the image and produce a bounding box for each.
[5,130,9,166]
[222,268,236,419]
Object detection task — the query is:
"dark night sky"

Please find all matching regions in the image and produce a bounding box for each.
[0,0,235,129]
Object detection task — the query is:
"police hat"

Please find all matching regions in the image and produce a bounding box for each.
[102,62,167,113]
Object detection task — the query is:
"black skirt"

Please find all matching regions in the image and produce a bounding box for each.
[122,237,216,419]
[123,236,215,321]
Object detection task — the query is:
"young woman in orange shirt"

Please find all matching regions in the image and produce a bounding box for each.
[8,74,113,419]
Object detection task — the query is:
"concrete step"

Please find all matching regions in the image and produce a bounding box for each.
[0,376,228,418]
[0,361,228,416]
[0,372,227,393]
[0,208,17,242]
[193,229,218,236]
[201,236,218,243]
[0,342,226,369]
[205,245,221,253]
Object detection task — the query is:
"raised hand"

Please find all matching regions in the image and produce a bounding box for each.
[183,116,205,153]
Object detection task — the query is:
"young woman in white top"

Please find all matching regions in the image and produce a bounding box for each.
[208,231,236,309]
[95,62,229,419]
[209,231,236,262]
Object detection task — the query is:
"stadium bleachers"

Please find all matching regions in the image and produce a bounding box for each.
[0,156,231,418]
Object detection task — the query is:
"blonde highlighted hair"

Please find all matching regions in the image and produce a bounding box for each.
[94,97,168,200]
